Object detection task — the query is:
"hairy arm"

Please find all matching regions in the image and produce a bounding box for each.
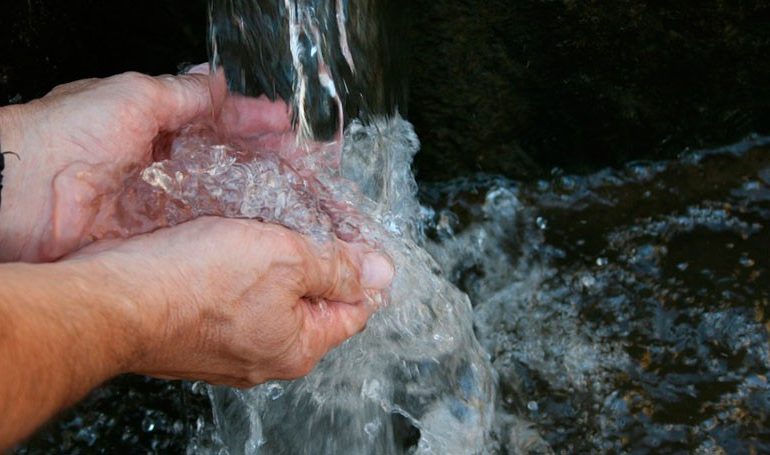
[0,71,392,449]
[0,217,392,451]
[0,259,144,449]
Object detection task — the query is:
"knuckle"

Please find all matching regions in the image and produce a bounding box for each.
[114,72,161,95]
[292,359,316,378]
[281,354,316,379]
[46,78,97,97]
[244,371,264,388]
[281,231,308,257]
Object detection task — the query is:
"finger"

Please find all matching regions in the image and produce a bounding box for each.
[177,63,292,136]
[303,299,375,353]
[151,73,221,131]
[45,78,99,97]
[301,239,394,304]
[185,62,210,75]
[220,94,293,137]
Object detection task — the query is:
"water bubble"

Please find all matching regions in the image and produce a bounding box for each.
[75,428,98,446]
[743,180,761,191]
[142,417,156,433]
[264,383,284,400]
[527,401,539,412]
[191,381,206,395]
[739,254,755,268]
[596,257,609,267]
[536,216,548,230]
[580,274,597,289]
[364,420,381,440]
[560,176,577,191]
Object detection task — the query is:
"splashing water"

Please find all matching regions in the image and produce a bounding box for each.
[198,118,496,454]
[207,2,496,452]
[419,135,770,453]
[83,1,498,452]
[21,134,770,454]
[91,115,497,454]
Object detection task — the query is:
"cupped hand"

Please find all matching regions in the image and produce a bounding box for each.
[0,70,293,262]
[70,216,393,387]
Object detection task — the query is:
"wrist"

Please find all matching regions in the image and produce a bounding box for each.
[61,253,155,376]
[0,104,46,262]
[64,247,180,376]
[0,258,151,446]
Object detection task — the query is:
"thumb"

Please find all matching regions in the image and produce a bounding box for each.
[182,63,292,137]
[301,239,394,304]
[150,72,222,131]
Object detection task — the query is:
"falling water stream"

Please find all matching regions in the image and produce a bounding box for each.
[15,1,770,454]
[81,1,497,453]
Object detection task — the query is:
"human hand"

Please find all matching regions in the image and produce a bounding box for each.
[70,216,393,387]
[0,70,293,262]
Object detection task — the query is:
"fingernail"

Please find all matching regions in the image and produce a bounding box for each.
[362,253,394,289]
[186,63,210,75]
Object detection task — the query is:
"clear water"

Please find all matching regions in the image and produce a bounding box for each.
[420,135,770,453]
[191,117,496,454]
[17,134,770,454]
[85,111,497,454]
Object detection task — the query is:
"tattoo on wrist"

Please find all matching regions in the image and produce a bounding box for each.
[0,149,20,209]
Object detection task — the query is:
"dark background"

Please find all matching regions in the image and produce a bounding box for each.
[2,0,770,180]
[0,0,209,102]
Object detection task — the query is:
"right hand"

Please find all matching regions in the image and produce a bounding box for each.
[71,216,393,387]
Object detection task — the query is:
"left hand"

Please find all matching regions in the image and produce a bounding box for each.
[0,70,292,262]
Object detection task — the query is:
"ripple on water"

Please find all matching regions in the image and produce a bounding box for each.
[420,136,770,453]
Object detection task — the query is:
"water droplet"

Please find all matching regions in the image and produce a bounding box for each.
[580,274,597,288]
[191,381,206,395]
[743,180,761,191]
[596,257,609,267]
[265,383,285,400]
[142,417,156,433]
[536,216,548,230]
[739,255,755,268]
[364,420,381,439]
[527,401,539,412]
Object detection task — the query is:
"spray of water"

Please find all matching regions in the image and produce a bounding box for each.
[86,1,498,453]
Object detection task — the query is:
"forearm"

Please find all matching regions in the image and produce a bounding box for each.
[0,260,144,449]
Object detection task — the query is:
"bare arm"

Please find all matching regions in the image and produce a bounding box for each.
[0,259,143,447]
[0,217,393,450]
[0,71,393,450]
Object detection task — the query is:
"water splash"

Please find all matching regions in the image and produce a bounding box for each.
[82,2,497,452]
[85,110,497,454]
[420,135,770,453]
[198,117,494,454]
